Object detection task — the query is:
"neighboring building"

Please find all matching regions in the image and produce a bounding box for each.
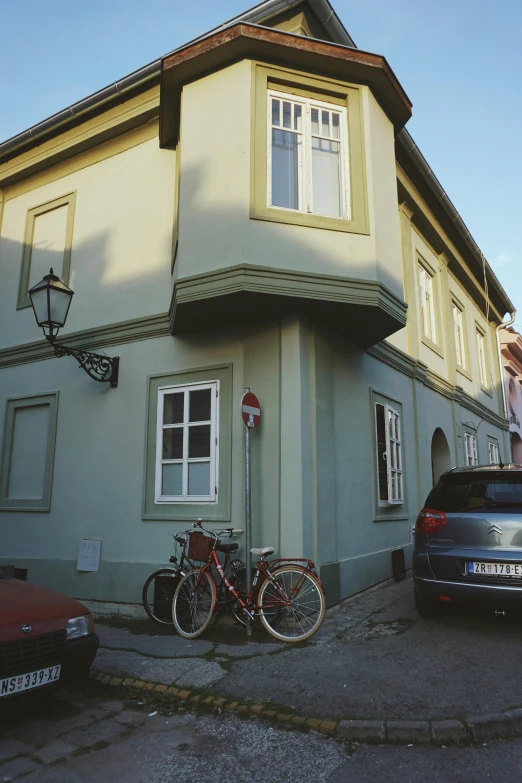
[500,328,522,462]
[0,0,514,606]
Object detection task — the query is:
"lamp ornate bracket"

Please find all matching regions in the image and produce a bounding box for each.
[51,340,119,387]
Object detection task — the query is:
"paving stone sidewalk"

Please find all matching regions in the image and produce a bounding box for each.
[90,576,522,742]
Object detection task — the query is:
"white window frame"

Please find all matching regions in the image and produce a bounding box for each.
[476,328,488,387]
[488,440,500,465]
[155,381,219,504]
[418,263,437,343]
[464,432,478,466]
[267,89,350,219]
[452,301,466,369]
[375,403,404,506]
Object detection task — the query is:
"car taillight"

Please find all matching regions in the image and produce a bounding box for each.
[416,508,447,534]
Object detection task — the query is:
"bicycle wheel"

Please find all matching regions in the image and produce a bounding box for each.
[142,569,183,625]
[172,569,216,639]
[229,566,250,627]
[258,565,325,642]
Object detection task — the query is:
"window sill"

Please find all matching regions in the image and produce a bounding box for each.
[456,364,472,382]
[143,512,231,523]
[250,204,369,235]
[421,334,444,359]
[480,384,493,398]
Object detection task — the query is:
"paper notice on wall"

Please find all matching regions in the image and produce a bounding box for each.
[77,539,102,572]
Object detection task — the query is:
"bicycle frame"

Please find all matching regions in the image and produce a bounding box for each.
[195,550,324,621]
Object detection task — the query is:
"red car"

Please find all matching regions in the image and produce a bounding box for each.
[0,573,99,699]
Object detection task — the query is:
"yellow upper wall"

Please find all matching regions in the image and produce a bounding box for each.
[0,135,175,349]
[387,198,504,418]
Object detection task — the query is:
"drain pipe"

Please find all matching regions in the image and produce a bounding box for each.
[496,310,516,460]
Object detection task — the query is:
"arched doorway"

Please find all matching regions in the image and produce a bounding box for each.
[431,428,451,486]
[511,432,522,464]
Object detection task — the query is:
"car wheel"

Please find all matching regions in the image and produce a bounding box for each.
[414,588,443,619]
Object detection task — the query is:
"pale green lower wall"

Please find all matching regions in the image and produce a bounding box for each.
[0,557,155,604]
[0,319,508,606]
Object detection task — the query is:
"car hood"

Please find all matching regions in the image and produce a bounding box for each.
[0,578,89,642]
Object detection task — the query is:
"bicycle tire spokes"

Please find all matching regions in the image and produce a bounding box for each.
[259,567,325,641]
[173,571,215,637]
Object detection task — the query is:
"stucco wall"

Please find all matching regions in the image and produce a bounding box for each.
[0,138,175,349]
[176,60,403,297]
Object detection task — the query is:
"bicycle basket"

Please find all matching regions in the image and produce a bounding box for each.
[188,532,217,562]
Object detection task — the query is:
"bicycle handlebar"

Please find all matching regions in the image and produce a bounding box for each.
[191,520,243,539]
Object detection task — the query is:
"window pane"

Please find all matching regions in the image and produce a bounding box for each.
[188,462,210,496]
[164,392,184,424]
[272,129,300,210]
[282,101,292,129]
[272,98,280,126]
[189,424,211,458]
[311,138,341,217]
[162,464,182,496]
[162,428,183,460]
[332,113,340,139]
[294,104,302,131]
[321,110,329,136]
[189,389,211,422]
[311,108,319,135]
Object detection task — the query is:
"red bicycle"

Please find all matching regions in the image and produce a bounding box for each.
[172,521,326,643]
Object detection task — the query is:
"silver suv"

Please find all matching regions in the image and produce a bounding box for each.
[413,465,522,617]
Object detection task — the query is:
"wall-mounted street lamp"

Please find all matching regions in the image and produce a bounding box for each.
[28,268,119,388]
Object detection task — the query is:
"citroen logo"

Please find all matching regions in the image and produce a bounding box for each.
[488,524,502,535]
[21,624,32,634]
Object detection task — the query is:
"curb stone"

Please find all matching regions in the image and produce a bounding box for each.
[506,709,522,736]
[337,720,385,742]
[88,670,522,746]
[430,720,468,746]
[467,713,515,742]
[387,721,431,745]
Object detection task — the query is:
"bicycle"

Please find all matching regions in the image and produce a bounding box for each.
[142,528,246,626]
[172,521,326,642]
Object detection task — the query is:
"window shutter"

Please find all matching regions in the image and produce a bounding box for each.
[385,405,403,504]
[375,404,388,502]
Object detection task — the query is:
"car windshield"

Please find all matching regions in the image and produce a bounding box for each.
[426,474,522,513]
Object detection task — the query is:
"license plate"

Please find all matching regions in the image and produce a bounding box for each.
[467,562,522,578]
[0,665,61,698]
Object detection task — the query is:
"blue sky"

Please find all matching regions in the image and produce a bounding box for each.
[1,0,520,322]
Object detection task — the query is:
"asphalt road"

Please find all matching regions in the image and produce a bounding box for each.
[2,688,522,782]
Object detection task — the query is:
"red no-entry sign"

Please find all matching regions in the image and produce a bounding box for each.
[241,391,261,429]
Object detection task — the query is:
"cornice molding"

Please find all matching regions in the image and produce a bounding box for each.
[174,263,408,323]
[368,340,508,430]
[0,313,170,370]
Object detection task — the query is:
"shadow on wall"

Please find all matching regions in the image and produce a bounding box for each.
[177,160,405,296]
[0,226,173,350]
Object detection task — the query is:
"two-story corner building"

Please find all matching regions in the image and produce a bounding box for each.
[500,328,522,462]
[0,0,514,607]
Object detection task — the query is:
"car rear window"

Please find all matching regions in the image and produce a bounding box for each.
[426,474,522,513]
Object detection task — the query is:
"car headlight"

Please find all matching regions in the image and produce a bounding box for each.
[67,614,93,640]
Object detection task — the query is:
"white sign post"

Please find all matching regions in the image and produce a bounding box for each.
[241,388,261,637]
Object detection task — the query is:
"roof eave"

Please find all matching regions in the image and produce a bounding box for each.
[159,22,412,149]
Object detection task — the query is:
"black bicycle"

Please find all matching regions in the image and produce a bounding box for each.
[142,528,246,625]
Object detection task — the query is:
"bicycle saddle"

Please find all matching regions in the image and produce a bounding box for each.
[216,542,239,554]
[250,547,274,556]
